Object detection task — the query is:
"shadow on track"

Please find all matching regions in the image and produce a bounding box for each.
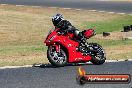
[32,62,94,68]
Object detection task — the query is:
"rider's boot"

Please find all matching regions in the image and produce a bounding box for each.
[78,32,89,48]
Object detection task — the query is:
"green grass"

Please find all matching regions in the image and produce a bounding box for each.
[83,15,132,34]
[1,39,131,56]
[89,39,132,47]
[0,55,48,67]
[89,39,132,60]
[0,45,47,56]
[0,5,132,66]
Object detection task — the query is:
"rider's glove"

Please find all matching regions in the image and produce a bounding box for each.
[57,31,62,35]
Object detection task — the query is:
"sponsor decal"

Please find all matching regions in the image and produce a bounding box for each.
[76,67,131,85]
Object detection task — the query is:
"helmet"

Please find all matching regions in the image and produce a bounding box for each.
[52,14,63,26]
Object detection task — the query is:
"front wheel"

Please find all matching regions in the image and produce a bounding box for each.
[47,46,67,67]
[89,43,106,65]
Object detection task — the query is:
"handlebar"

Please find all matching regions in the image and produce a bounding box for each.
[57,30,67,36]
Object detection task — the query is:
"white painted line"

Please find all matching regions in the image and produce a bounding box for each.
[128,59,132,61]
[98,11,106,13]
[117,13,126,15]
[105,59,132,62]
[0,4,7,6]
[108,12,115,14]
[63,8,71,10]
[0,59,132,69]
[105,60,118,62]
[75,9,82,11]
[48,7,57,9]
[128,14,132,15]
[79,59,128,64]
[15,5,25,7]
[127,37,132,39]
[0,4,132,16]
[0,65,32,69]
[31,6,41,8]
[116,59,125,61]
[33,64,41,67]
[89,10,97,12]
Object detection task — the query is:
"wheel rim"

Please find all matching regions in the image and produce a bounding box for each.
[49,47,67,64]
[93,45,105,60]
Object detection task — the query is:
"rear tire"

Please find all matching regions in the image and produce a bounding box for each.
[89,43,106,65]
[47,46,67,67]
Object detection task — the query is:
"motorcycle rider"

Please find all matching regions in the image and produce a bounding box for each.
[52,13,88,47]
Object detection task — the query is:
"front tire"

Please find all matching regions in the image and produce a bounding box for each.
[89,43,106,65]
[47,46,67,67]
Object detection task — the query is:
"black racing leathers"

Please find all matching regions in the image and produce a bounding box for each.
[56,20,76,34]
[56,20,87,46]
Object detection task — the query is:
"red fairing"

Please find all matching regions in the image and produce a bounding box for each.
[44,28,91,63]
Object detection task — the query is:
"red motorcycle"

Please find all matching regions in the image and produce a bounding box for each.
[44,28,106,67]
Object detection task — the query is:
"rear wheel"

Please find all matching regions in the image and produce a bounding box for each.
[47,46,67,67]
[89,43,106,65]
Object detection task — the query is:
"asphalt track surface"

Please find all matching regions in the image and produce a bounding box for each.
[0,61,132,88]
[0,0,132,88]
[0,0,132,14]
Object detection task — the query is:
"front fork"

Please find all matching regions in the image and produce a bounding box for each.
[50,44,60,53]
